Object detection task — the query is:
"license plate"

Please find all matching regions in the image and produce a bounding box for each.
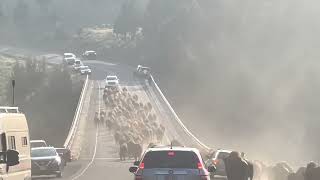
[39,166,47,170]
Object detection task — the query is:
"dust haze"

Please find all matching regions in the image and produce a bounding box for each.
[1,0,320,166]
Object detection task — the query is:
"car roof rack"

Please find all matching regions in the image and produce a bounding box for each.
[0,106,20,113]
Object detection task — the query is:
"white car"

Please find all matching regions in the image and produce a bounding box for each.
[82,50,97,60]
[63,53,76,59]
[134,65,151,77]
[73,59,83,70]
[63,53,76,65]
[105,75,119,87]
[74,65,88,72]
[64,57,76,65]
[79,66,92,75]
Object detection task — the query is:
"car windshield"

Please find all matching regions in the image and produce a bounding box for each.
[31,149,57,157]
[31,142,46,148]
[65,55,73,58]
[107,77,117,80]
[142,151,200,169]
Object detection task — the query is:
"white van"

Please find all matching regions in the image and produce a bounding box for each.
[0,107,31,180]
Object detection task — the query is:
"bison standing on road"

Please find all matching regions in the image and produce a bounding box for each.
[119,143,128,161]
[127,141,142,161]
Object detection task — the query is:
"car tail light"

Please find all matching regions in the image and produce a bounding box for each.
[213,159,219,165]
[139,162,145,169]
[168,151,175,156]
[135,175,143,180]
[197,162,203,169]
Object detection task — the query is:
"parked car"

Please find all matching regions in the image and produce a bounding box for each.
[82,50,97,60]
[105,75,119,87]
[55,148,71,166]
[129,146,216,180]
[30,140,48,148]
[0,106,31,180]
[31,147,64,178]
[205,149,232,179]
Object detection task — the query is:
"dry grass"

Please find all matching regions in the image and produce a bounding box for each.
[0,56,16,104]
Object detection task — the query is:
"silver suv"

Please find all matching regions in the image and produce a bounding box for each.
[205,149,232,179]
[129,146,216,180]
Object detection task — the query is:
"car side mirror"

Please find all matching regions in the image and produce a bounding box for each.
[208,165,216,173]
[6,150,19,166]
[133,161,140,166]
[129,166,138,173]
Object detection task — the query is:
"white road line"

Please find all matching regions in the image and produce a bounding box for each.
[80,157,120,160]
[71,82,101,180]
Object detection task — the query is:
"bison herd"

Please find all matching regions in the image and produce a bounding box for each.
[98,86,319,180]
[99,86,166,161]
[223,154,320,180]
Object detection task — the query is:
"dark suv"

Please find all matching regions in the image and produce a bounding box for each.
[31,147,64,178]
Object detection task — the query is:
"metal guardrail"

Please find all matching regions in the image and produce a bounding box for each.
[64,75,89,149]
[148,75,211,153]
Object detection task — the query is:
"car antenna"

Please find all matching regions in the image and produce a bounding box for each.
[170,141,173,149]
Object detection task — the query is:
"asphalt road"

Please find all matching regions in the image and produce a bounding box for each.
[30,59,206,180]
[33,61,139,180]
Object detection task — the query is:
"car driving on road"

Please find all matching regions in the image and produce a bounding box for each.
[79,65,92,75]
[129,146,216,180]
[82,50,97,60]
[63,53,76,59]
[205,149,232,179]
[30,140,48,148]
[134,65,151,77]
[31,147,64,178]
[105,75,119,87]
[63,53,77,65]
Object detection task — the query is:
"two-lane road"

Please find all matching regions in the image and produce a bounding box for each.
[34,60,193,180]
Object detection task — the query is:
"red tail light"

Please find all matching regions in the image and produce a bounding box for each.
[135,175,143,180]
[213,159,219,165]
[139,162,145,169]
[200,175,209,180]
[197,162,203,169]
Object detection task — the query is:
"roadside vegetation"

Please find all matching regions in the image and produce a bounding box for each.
[1,0,320,161]
[5,59,82,147]
[0,56,16,104]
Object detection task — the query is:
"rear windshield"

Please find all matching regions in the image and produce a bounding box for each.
[31,142,46,148]
[65,55,73,58]
[31,149,57,157]
[107,77,117,80]
[142,151,200,169]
